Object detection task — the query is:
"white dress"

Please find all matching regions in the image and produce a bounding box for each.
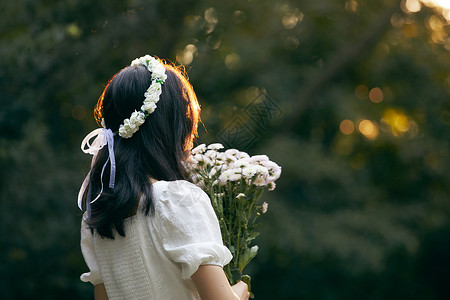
[80,180,233,300]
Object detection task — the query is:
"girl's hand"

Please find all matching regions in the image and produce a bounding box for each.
[231,281,250,300]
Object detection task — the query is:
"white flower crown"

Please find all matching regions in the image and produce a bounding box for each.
[117,55,167,138]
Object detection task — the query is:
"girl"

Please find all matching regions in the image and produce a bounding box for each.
[78,55,249,300]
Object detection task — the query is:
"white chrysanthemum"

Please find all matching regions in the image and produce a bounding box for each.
[214,153,228,166]
[193,153,212,166]
[218,169,240,184]
[224,154,237,165]
[253,165,269,177]
[205,150,218,160]
[207,143,224,150]
[208,167,219,177]
[232,159,250,169]
[242,166,257,178]
[215,152,225,160]
[229,173,242,182]
[218,170,231,185]
[192,144,206,154]
[261,160,282,182]
[253,175,267,186]
[224,149,239,156]
[235,151,250,160]
[243,165,269,179]
[248,155,269,164]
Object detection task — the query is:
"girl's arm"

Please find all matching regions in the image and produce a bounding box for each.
[191,265,249,300]
[94,283,109,300]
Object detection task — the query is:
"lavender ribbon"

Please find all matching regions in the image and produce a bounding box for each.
[77,128,116,210]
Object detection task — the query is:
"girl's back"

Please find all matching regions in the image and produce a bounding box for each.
[81,180,231,299]
[78,55,249,300]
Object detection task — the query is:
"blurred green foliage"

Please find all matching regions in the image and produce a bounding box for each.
[1,0,449,299]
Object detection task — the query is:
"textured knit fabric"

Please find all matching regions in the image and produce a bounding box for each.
[80,180,232,300]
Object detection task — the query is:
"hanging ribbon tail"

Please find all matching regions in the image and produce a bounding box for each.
[78,171,91,210]
[77,128,117,210]
[106,129,116,189]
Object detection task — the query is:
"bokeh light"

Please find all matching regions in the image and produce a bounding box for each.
[358,120,379,139]
[340,120,355,135]
[381,108,419,137]
[369,87,384,103]
[282,9,303,29]
[225,53,241,70]
[177,44,198,65]
[404,0,422,13]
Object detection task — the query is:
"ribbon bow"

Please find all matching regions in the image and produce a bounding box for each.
[77,128,116,210]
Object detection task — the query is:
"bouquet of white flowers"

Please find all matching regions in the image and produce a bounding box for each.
[184,143,281,296]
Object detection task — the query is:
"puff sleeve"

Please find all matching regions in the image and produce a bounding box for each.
[155,181,232,279]
[80,213,103,286]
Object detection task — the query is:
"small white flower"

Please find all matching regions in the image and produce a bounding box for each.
[235,151,250,160]
[262,202,268,213]
[119,124,134,138]
[193,154,212,166]
[192,144,206,154]
[205,150,218,160]
[232,159,250,169]
[218,169,237,185]
[242,166,257,178]
[207,143,224,150]
[261,160,282,182]
[248,155,269,164]
[141,101,157,114]
[253,176,266,186]
[268,181,276,191]
[253,165,269,177]
[224,154,237,165]
[225,149,240,156]
[236,193,246,199]
[229,173,242,182]
[147,83,162,95]
[208,167,218,177]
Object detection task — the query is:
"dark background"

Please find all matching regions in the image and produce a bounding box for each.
[1,0,449,299]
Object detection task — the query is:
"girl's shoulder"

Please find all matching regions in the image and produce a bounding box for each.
[153,180,207,207]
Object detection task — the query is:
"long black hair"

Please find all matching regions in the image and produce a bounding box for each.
[83,61,200,239]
